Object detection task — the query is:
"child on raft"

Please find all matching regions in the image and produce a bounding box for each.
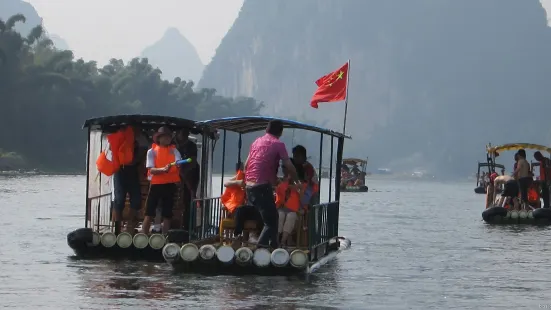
[275,165,305,246]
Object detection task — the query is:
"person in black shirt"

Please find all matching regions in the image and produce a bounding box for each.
[175,128,200,230]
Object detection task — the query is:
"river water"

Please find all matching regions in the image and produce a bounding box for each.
[1,175,551,309]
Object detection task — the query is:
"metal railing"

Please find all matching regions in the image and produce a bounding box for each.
[189,197,222,242]
[87,193,113,233]
[308,201,339,261]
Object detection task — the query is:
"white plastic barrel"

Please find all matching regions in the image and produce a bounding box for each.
[199,244,217,260]
[133,233,149,249]
[116,232,133,248]
[100,232,117,248]
[216,245,235,264]
[270,248,290,267]
[162,243,181,263]
[180,243,199,262]
[510,211,519,219]
[289,249,308,268]
[519,210,528,219]
[235,247,254,266]
[88,231,101,247]
[149,234,166,250]
[252,248,271,267]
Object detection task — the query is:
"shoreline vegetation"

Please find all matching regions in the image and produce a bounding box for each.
[0,13,262,174]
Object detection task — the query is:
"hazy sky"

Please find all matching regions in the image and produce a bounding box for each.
[24,0,550,67]
[25,0,244,66]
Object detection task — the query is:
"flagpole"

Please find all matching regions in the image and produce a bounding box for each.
[342,59,350,135]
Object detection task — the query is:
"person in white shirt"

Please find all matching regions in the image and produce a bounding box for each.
[491,173,520,210]
[141,126,182,234]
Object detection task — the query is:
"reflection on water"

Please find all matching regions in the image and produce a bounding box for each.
[74,262,175,300]
[70,258,342,309]
[2,175,551,309]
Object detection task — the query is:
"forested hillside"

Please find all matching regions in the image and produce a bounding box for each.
[0,14,261,171]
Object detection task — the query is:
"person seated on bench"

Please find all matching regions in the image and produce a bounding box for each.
[221,163,263,244]
[291,145,318,206]
[275,165,303,246]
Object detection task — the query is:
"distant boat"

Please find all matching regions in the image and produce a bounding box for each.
[474,161,504,194]
[482,142,551,225]
[341,158,369,192]
[375,168,391,175]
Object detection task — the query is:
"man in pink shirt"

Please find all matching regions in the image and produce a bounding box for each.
[244,120,298,248]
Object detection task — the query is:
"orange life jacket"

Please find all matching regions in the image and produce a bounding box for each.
[108,126,134,166]
[96,127,135,176]
[221,170,246,214]
[528,186,540,203]
[96,150,119,177]
[275,180,302,212]
[147,143,180,185]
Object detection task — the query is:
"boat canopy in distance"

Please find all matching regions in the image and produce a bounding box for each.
[199,116,350,139]
[478,162,505,169]
[487,143,551,154]
[342,158,367,165]
[82,114,214,136]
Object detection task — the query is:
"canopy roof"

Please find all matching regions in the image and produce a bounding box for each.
[478,162,505,169]
[487,143,551,154]
[83,114,213,136]
[343,158,367,165]
[199,116,351,139]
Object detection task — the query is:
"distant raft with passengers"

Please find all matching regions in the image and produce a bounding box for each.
[474,162,504,194]
[481,143,551,224]
[340,158,368,192]
[66,115,351,275]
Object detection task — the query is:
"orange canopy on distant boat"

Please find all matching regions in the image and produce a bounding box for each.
[342,158,367,165]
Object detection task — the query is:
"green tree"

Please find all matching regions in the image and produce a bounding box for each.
[0,14,262,172]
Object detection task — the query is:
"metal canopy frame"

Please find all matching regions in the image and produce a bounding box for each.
[83,114,215,136]
[199,116,351,139]
[202,116,348,209]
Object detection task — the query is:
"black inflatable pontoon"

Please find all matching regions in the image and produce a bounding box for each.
[341,185,368,192]
[482,207,551,224]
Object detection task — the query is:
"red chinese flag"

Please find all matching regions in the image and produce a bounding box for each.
[310,62,349,108]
